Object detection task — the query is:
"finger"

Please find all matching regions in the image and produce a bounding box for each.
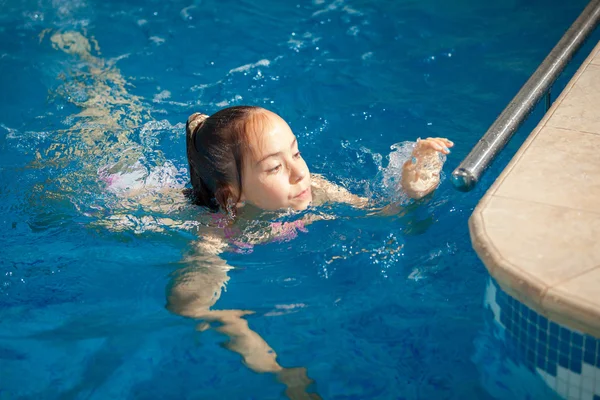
[426,140,444,152]
[437,138,454,148]
[416,138,448,154]
[429,138,450,154]
[430,137,454,148]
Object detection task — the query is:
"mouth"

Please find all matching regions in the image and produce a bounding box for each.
[293,187,311,200]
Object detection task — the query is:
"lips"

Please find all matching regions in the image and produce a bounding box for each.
[294,187,311,199]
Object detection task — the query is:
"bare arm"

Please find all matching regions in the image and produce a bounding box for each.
[305,138,452,220]
[311,137,453,211]
[310,173,369,208]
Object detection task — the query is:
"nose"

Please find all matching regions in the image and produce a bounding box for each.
[290,160,306,184]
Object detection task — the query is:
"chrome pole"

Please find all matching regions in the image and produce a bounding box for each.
[451,0,600,192]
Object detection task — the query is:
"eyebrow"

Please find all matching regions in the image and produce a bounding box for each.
[256,137,297,165]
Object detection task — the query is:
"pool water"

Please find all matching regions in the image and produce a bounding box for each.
[1,0,599,398]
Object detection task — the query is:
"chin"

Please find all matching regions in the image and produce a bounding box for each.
[291,198,312,211]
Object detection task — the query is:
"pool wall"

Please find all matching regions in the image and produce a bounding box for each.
[470,37,600,400]
[484,278,600,400]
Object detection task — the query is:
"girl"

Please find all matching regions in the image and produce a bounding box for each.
[44,29,452,399]
[167,105,453,399]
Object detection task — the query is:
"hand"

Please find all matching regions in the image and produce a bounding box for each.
[413,137,453,157]
[401,137,454,200]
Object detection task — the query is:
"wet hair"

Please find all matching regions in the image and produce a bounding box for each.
[186,105,265,214]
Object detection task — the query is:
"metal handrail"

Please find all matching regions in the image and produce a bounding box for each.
[451,0,600,192]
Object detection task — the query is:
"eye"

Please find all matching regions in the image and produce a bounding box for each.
[293,151,302,159]
[267,164,282,174]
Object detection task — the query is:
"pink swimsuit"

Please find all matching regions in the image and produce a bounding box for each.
[211,213,307,254]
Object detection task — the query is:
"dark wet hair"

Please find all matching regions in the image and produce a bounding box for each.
[186,105,264,214]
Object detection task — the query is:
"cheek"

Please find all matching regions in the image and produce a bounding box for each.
[243,173,290,207]
[262,175,290,198]
[251,177,291,210]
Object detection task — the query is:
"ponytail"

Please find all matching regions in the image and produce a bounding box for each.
[185,106,261,214]
[186,113,218,210]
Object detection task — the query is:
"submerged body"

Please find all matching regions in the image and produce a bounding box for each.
[169,108,453,397]
[40,29,452,400]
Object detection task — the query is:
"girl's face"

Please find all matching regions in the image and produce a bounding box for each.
[239,111,312,211]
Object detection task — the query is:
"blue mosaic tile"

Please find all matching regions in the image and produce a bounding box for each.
[559,353,569,369]
[520,315,528,331]
[519,339,527,354]
[528,322,537,337]
[500,311,509,326]
[536,340,546,356]
[572,332,583,348]
[497,294,507,309]
[506,325,516,341]
[559,339,571,356]
[507,294,515,305]
[538,315,549,331]
[549,334,559,350]
[549,322,560,337]
[538,330,547,344]
[571,348,582,374]
[527,333,537,351]
[570,359,583,374]
[495,289,503,301]
[548,346,558,364]
[560,327,571,341]
[547,359,557,376]
[505,317,513,332]
[570,360,583,374]
[536,352,546,370]
[522,331,530,347]
[508,302,515,314]
[584,346,596,365]
[510,331,520,346]
[526,349,536,370]
[584,335,597,353]
[528,308,537,323]
[489,278,600,384]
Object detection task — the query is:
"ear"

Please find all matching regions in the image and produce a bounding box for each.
[226,184,243,201]
[230,189,245,208]
[214,186,232,211]
[215,184,245,212]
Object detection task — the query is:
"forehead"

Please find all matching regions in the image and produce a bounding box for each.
[244,111,295,160]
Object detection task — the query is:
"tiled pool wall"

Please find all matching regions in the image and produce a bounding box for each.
[483,278,600,400]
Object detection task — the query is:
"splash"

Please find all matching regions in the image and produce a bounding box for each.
[26,30,196,235]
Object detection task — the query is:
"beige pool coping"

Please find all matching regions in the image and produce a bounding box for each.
[470,40,600,337]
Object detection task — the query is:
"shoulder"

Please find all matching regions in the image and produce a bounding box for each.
[310,173,327,188]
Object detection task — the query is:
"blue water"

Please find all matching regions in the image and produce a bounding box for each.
[1,0,599,398]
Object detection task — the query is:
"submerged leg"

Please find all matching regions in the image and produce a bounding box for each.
[166,256,321,399]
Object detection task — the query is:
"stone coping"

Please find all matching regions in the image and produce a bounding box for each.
[470,41,600,338]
